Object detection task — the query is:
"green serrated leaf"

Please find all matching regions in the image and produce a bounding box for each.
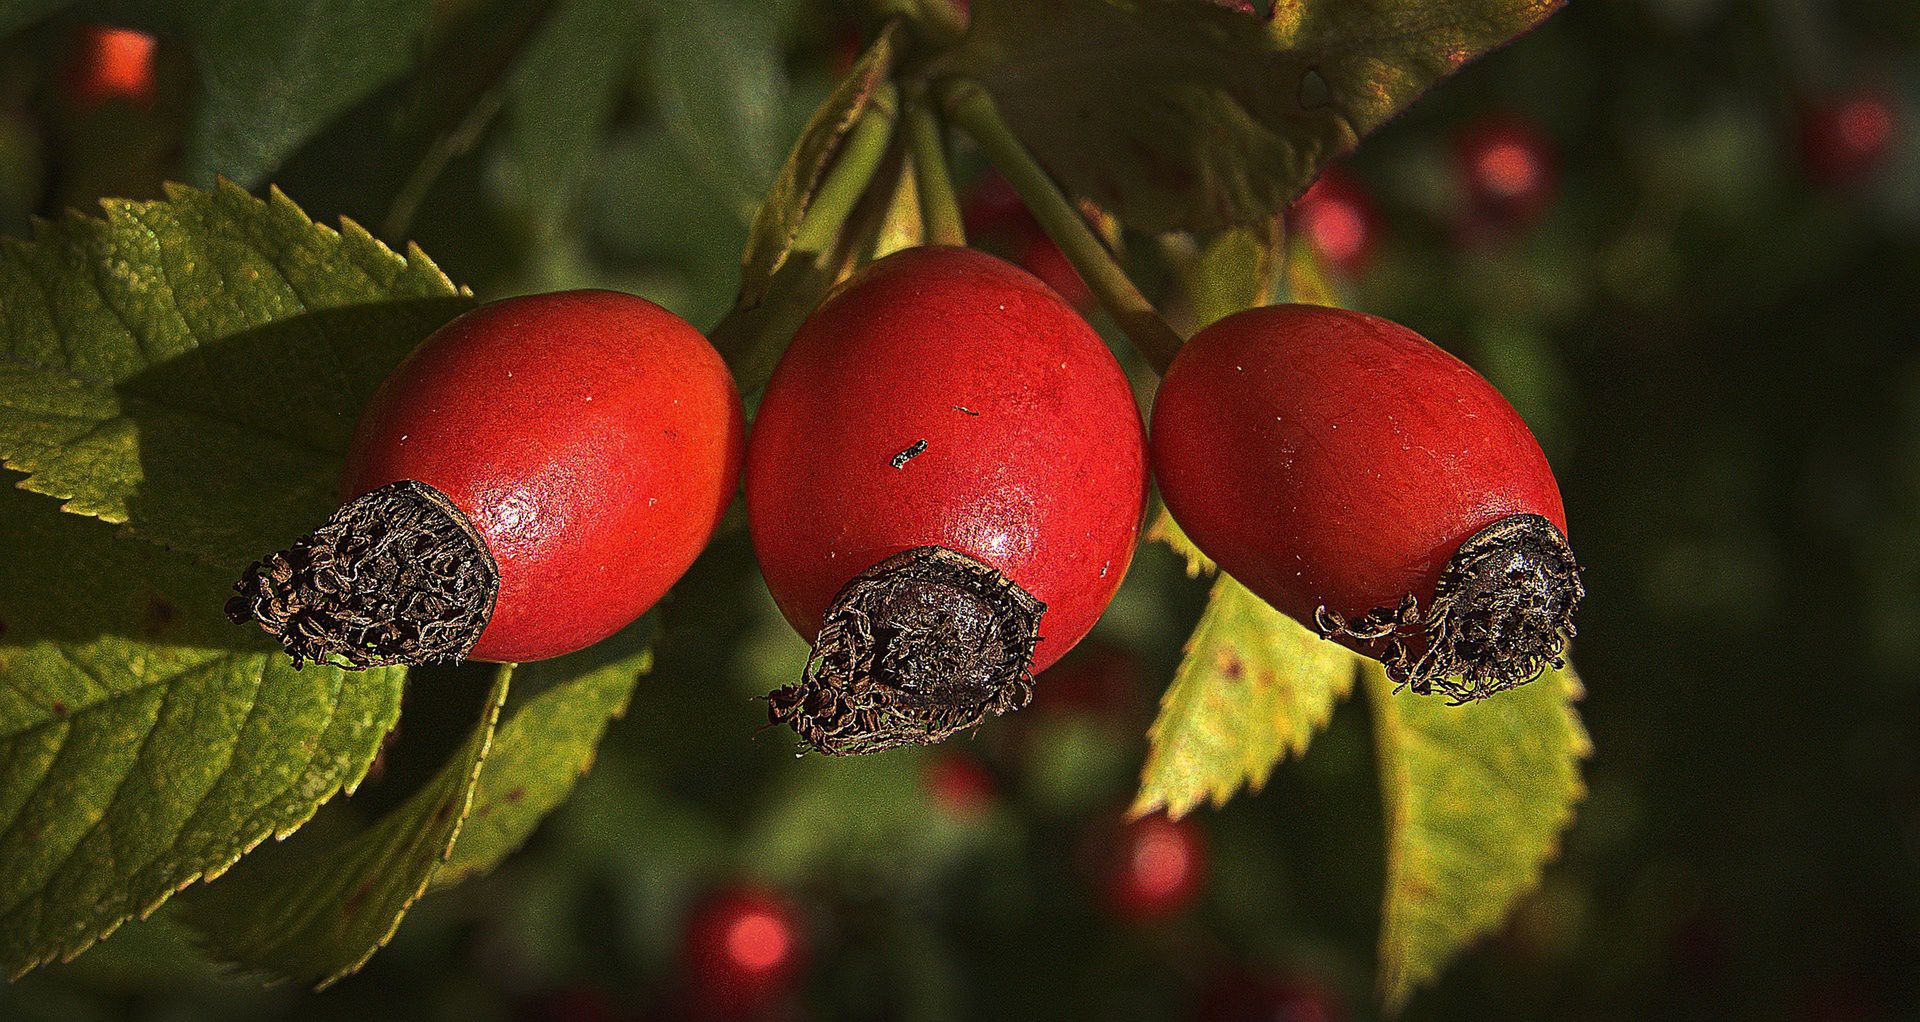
[953,0,1561,232]
[1134,574,1361,819]
[0,482,405,980]
[180,666,512,989]
[181,0,433,187]
[1146,504,1212,578]
[434,620,654,889]
[737,21,899,308]
[0,181,472,563]
[1367,660,1589,1013]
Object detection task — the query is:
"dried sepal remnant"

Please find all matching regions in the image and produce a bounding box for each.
[769,546,1046,755]
[227,480,499,670]
[1316,514,1583,703]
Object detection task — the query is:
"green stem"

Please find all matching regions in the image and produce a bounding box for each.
[711,85,900,390]
[790,83,899,256]
[940,78,1186,375]
[904,99,965,247]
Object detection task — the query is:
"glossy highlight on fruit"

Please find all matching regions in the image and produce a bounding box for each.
[748,246,1148,755]
[229,290,744,667]
[1151,304,1581,701]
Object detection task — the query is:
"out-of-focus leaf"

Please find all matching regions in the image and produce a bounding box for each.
[0,483,404,979]
[0,181,471,563]
[180,667,512,988]
[179,0,432,187]
[1178,219,1284,330]
[951,0,1562,232]
[1134,573,1361,819]
[492,0,640,235]
[0,0,67,39]
[648,0,794,225]
[1367,661,1589,1012]
[435,620,654,888]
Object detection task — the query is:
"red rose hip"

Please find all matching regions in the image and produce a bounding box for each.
[747,246,1148,754]
[229,290,745,666]
[1151,304,1581,701]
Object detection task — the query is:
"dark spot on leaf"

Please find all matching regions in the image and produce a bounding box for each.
[51,700,68,717]
[504,786,526,803]
[344,879,377,916]
[1218,655,1245,681]
[432,801,454,826]
[891,439,929,468]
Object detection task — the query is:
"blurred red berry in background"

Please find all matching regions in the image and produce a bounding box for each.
[64,26,157,110]
[1799,87,1899,188]
[1289,166,1378,275]
[681,886,805,1018]
[1452,112,1558,233]
[924,751,997,819]
[1195,965,1343,1022]
[1094,811,1209,922]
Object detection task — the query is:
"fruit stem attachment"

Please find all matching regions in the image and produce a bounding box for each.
[904,96,965,247]
[767,546,1045,756]
[226,480,499,670]
[938,78,1186,374]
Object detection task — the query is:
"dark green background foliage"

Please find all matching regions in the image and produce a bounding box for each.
[0,0,1917,1018]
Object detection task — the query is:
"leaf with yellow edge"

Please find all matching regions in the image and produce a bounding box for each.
[1134,570,1362,819]
[1367,660,1589,1013]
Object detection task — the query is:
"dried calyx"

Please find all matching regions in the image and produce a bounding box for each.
[769,546,1045,755]
[1315,513,1583,702]
[226,479,498,670]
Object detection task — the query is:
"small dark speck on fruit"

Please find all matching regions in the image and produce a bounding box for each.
[953,405,980,416]
[891,439,929,468]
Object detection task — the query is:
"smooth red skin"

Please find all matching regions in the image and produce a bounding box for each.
[746,246,1147,673]
[1151,304,1565,652]
[343,290,744,663]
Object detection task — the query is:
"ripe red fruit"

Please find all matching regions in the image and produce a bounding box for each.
[1150,304,1581,701]
[230,290,744,666]
[747,246,1148,754]
[1798,88,1899,188]
[682,887,805,1016]
[1095,812,1208,922]
[1452,112,1557,229]
[1289,167,1378,275]
[64,26,157,110]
